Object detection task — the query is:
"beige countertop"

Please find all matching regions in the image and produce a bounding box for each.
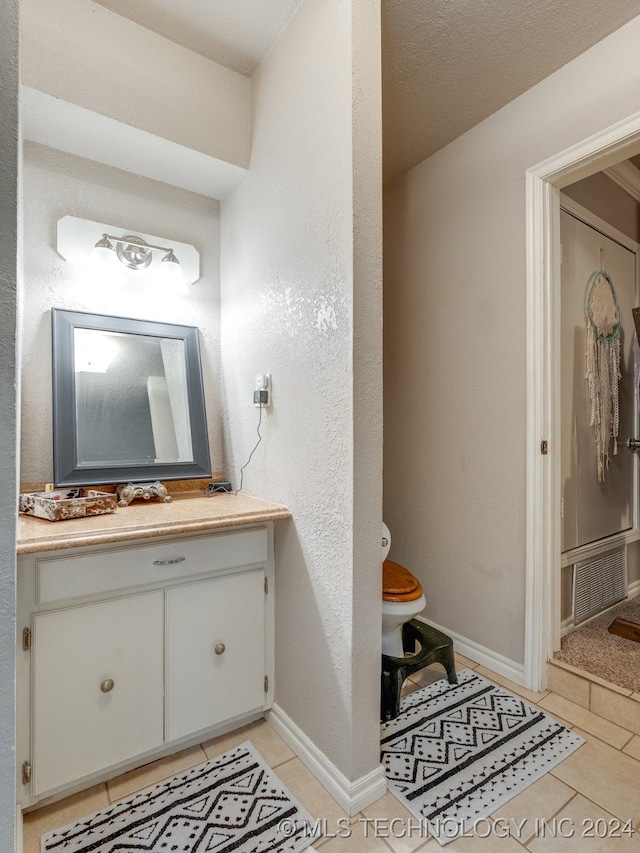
[17,493,291,555]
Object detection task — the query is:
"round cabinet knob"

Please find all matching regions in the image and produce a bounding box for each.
[214,643,226,656]
[100,678,115,693]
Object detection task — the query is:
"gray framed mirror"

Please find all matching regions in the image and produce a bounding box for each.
[52,309,211,487]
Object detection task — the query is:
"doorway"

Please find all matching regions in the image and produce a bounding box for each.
[524,114,640,692]
[559,195,639,636]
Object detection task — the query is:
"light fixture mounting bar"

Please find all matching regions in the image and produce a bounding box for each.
[101,233,175,255]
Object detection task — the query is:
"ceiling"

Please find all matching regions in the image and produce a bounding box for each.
[94,0,305,76]
[94,0,640,182]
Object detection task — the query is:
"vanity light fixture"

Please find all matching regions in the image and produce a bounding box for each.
[91,233,186,287]
[56,216,201,291]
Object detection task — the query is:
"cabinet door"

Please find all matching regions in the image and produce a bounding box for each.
[32,592,164,795]
[166,570,265,741]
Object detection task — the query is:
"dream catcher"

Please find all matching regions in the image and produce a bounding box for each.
[585,269,621,483]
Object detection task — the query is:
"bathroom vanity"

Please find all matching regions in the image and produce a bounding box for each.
[16,493,290,809]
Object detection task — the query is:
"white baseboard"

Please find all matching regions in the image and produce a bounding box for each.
[560,615,573,638]
[415,615,525,686]
[16,803,23,853]
[267,704,387,816]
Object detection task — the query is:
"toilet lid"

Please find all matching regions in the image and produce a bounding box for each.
[382,559,424,601]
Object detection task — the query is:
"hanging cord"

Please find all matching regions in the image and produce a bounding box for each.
[235,403,263,495]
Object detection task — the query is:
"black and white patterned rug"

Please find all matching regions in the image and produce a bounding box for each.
[41,742,315,853]
[381,669,584,846]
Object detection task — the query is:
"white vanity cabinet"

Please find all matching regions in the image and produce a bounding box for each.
[17,522,275,808]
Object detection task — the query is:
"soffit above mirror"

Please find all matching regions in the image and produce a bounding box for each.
[21,88,247,200]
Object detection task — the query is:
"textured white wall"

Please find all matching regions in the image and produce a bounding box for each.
[384,14,640,666]
[20,143,223,485]
[21,0,250,169]
[350,0,383,781]
[0,0,18,846]
[221,0,382,782]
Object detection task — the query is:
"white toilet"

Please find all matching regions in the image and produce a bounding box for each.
[381,523,426,657]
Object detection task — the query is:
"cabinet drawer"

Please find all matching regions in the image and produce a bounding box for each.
[37,527,268,604]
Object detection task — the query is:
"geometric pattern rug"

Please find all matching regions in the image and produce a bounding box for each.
[41,742,315,853]
[381,669,584,846]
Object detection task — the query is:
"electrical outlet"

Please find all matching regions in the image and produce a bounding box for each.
[254,373,272,407]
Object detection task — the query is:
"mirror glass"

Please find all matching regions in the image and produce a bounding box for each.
[52,309,211,486]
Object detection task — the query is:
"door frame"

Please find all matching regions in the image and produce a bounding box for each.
[524,110,640,691]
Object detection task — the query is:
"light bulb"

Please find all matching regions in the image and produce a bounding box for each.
[90,234,117,267]
[158,251,188,294]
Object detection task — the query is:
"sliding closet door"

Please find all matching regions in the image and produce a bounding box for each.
[561,207,637,551]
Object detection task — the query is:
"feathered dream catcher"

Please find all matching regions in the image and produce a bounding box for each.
[585,269,622,483]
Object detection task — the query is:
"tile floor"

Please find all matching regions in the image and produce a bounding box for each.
[22,653,640,852]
